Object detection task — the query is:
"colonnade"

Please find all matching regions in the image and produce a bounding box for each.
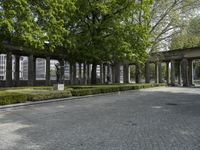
[0,51,195,87]
[145,59,194,86]
[1,53,132,87]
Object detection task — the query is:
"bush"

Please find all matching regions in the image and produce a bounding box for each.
[0,83,166,105]
[71,89,93,96]
[100,87,120,93]
[71,83,166,96]
[0,92,27,105]
[28,90,72,101]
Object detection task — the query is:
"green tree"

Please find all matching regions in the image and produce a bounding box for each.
[187,16,200,36]
[70,0,152,84]
[0,0,76,50]
[170,16,200,50]
[148,0,200,52]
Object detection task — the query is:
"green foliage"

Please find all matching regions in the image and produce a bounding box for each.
[0,0,76,50]
[187,16,200,36]
[170,33,200,50]
[28,90,72,101]
[170,16,200,50]
[149,0,200,52]
[71,83,166,96]
[0,92,27,105]
[68,0,152,63]
[0,87,72,104]
[0,84,166,105]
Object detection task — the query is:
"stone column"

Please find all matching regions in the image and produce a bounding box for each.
[135,63,141,84]
[14,54,20,86]
[158,62,163,83]
[166,62,170,84]
[45,57,50,86]
[109,64,114,83]
[103,64,106,83]
[107,64,111,83]
[73,63,77,84]
[181,58,189,87]
[87,64,91,84]
[83,63,87,85]
[79,63,82,84]
[123,63,130,83]
[6,52,13,87]
[59,59,65,83]
[100,64,104,84]
[171,60,175,86]
[70,63,74,85]
[155,62,159,83]
[128,65,130,83]
[114,63,120,83]
[145,62,150,83]
[178,61,182,85]
[188,59,194,86]
[28,55,36,86]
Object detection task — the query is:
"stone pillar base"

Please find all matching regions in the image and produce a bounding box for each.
[53,84,65,91]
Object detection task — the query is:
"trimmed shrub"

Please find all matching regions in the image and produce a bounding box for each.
[71,83,166,96]
[28,90,72,101]
[0,92,27,105]
[71,89,93,96]
[0,83,166,105]
[118,86,132,91]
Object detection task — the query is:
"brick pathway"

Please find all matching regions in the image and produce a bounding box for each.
[0,87,200,150]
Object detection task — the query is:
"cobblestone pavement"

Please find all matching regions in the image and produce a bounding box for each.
[0,87,200,150]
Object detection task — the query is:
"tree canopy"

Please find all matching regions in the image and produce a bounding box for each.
[0,0,76,50]
[0,0,153,84]
[148,0,200,52]
[67,0,152,63]
[170,16,200,50]
[0,0,153,61]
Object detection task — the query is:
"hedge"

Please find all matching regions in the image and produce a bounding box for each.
[0,90,72,105]
[71,83,166,96]
[0,92,28,105]
[0,83,166,105]
[27,90,72,101]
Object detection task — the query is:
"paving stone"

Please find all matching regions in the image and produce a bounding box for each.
[0,87,200,150]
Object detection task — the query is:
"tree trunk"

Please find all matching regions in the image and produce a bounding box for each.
[91,63,97,84]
